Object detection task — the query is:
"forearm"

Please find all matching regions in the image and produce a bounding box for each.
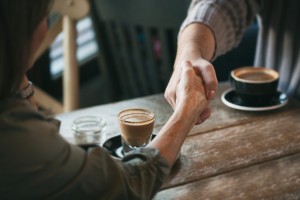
[168,23,217,100]
[176,23,215,66]
[148,114,190,165]
[149,99,206,166]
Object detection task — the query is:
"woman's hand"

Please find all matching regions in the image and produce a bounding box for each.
[175,61,210,125]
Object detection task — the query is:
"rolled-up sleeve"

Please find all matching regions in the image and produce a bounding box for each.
[180,0,261,58]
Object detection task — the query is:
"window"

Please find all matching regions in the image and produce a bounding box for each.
[49,16,98,79]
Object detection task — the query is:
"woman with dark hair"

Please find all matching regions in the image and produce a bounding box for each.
[0,0,209,199]
[0,1,50,98]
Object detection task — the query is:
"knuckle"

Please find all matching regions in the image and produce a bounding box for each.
[164,89,174,99]
[201,62,213,71]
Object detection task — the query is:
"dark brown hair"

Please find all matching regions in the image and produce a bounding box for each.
[0,0,52,99]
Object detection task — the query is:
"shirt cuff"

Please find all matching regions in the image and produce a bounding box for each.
[123,147,171,174]
[119,147,171,198]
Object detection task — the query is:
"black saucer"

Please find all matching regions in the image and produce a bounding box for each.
[221,89,288,111]
[102,135,123,158]
[102,135,156,159]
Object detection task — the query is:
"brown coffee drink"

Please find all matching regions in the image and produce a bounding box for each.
[232,67,278,83]
[118,109,155,153]
[237,72,275,81]
[230,67,279,97]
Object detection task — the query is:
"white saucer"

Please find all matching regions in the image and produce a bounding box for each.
[221,89,288,111]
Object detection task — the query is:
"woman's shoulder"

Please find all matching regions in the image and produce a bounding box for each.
[0,98,65,160]
[0,98,59,134]
[0,97,45,119]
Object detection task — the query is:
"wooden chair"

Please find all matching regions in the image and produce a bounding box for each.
[89,0,190,99]
[34,0,90,114]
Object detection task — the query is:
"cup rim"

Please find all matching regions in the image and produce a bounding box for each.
[118,108,155,124]
[231,67,279,84]
[72,116,106,134]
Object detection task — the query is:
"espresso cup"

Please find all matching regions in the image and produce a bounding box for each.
[118,108,155,154]
[230,67,279,103]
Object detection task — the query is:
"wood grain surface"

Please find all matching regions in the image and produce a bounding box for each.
[163,109,300,188]
[155,153,300,200]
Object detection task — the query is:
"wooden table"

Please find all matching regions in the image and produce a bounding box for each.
[56,83,300,199]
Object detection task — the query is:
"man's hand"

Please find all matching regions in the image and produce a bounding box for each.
[164,23,218,124]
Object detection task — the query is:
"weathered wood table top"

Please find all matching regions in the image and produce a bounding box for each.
[56,82,300,199]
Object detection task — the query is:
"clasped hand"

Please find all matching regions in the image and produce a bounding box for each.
[171,61,211,125]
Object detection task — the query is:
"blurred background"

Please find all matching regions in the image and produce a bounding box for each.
[28,0,258,112]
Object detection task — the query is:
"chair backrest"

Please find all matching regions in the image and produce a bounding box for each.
[34,0,90,113]
[90,0,190,99]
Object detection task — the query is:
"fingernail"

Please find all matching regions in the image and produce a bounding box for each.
[208,90,216,100]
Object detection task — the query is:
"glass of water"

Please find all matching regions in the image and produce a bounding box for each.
[72,116,106,145]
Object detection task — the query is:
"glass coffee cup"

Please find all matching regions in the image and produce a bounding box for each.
[118,108,155,154]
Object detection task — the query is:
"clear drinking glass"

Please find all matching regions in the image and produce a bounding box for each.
[118,108,155,154]
[72,116,106,144]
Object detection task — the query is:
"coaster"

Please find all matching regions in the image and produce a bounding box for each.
[221,88,288,111]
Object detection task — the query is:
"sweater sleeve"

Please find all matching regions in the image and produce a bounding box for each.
[180,0,261,58]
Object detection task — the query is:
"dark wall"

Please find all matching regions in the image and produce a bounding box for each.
[29,18,258,107]
[213,22,258,82]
